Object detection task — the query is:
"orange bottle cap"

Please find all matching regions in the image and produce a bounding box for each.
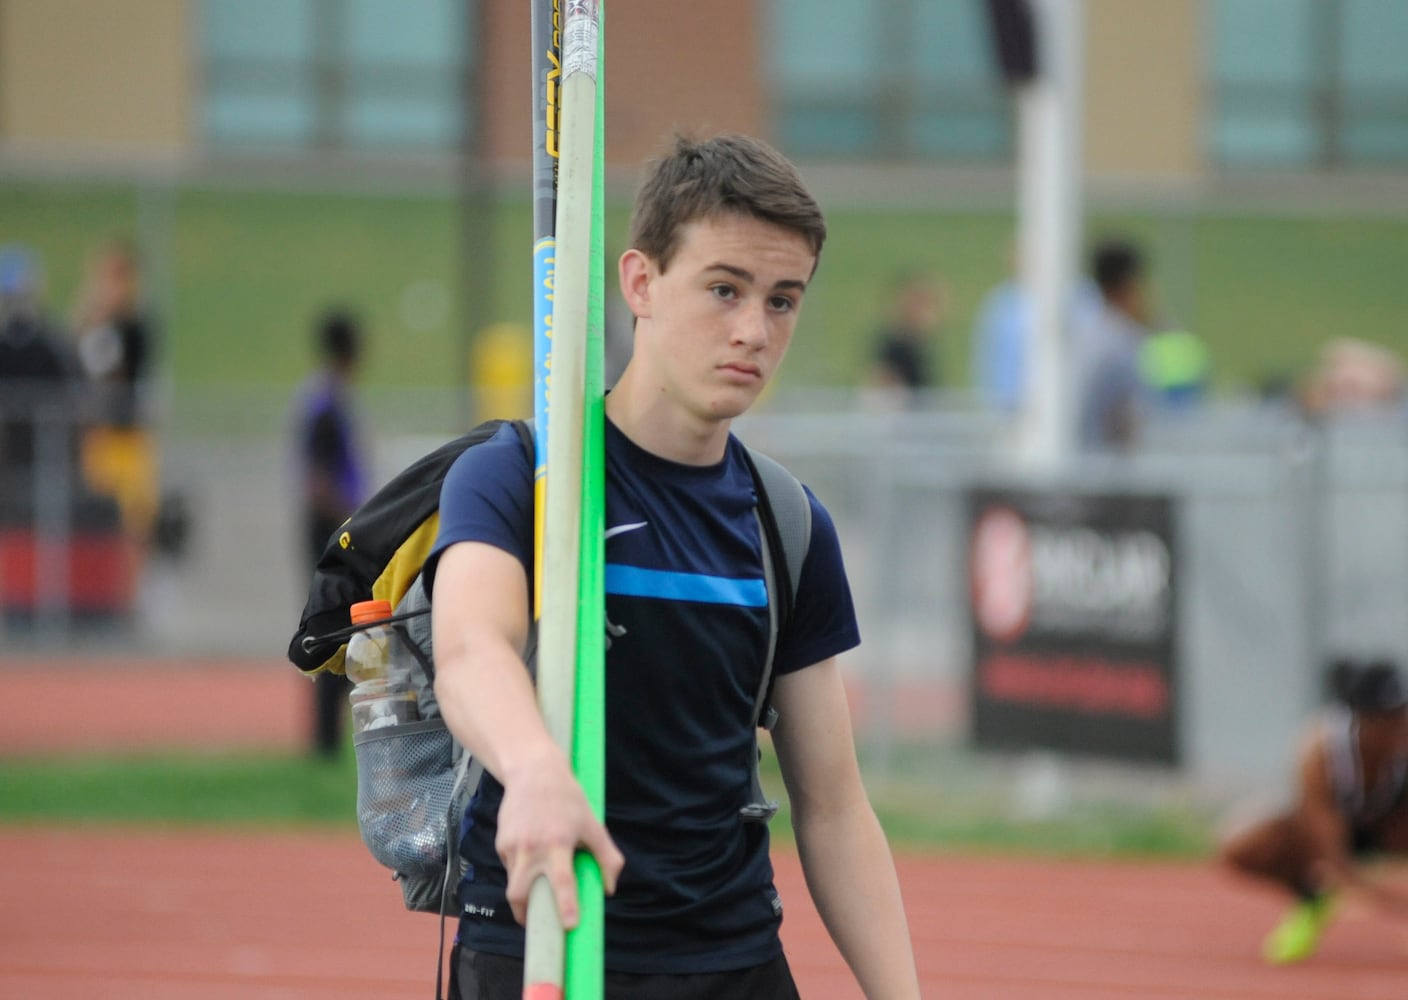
[350,599,393,625]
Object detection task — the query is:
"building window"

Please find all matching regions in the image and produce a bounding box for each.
[1339,0,1408,162]
[767,0,1010,161]
[199,0,471,152]
[1208,0,1408,168]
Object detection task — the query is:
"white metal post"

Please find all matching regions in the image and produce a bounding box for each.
[1014,0,1085,467]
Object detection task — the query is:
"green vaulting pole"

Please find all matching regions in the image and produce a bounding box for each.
[525,0,603,997]
[565,3,606,996]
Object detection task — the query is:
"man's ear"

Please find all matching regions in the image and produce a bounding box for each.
[618,248,654,320]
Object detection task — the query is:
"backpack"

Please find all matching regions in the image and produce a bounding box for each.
[288,417,812,917]
[288,418,529,677]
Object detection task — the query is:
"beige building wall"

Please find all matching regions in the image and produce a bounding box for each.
[0,0,1209,185]
[1083,0,1204,182]
[594,0,764,165]
[0,0,191,151]
[0,0,762,170]
[476,0,764,170]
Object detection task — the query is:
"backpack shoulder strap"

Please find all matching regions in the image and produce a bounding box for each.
[746,447,811,609]
[508,417,536,459]
[739,445,812,823]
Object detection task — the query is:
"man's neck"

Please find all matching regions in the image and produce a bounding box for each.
[604,373,732,466]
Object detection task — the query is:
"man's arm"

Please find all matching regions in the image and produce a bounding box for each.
[771,658,921,998]
[431,540,622,927]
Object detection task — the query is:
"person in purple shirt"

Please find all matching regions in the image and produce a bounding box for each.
[294,309,368,757]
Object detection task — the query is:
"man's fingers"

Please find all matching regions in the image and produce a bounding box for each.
[502,846,581,929]
[503,849,532,925]
[547,853,581,929]
[581,821,625,895]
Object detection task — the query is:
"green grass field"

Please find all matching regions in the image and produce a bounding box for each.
[3,178,1406,396]
[0,751,357,830]
[0,744,1214,858]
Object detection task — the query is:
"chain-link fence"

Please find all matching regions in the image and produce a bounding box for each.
[6,387,1408,798]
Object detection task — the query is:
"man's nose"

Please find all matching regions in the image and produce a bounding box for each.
[732,302,769,349]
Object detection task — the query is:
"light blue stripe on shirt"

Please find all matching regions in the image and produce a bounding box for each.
[605,564,767,607]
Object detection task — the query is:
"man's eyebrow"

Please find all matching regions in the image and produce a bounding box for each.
[705,262,808,292]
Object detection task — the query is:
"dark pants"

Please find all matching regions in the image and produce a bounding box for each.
[451,945,802,1000]
[307,512,350,757]
[312,669,350,757]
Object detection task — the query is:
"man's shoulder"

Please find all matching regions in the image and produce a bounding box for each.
[447,421,532,479]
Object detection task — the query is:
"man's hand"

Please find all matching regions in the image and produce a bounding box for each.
[496,744,624,928]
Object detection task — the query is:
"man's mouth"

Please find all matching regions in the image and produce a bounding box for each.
[720,361,762,379]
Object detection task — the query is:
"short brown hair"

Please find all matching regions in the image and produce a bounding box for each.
[627,132,826,273]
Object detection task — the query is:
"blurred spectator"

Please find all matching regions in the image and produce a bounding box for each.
[0,245,83,494]
[1,247,136,623]
[1298,337,1404,418]
[292,309,370,758]
[970,241,1102,414]
[72,238,155,429]
[71,238,161,549]
[970,271,1028,413]
[1072,238,1153,451]
[864,270,947,398]
[1220,657,1408,964]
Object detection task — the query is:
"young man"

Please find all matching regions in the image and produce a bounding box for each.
[1220,658,1408,964]
[428,133,921,998]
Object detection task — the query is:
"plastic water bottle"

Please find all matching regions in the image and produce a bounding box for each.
[346,597,444,879]
[345,599,419,733]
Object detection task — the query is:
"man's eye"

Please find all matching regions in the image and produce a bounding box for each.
[710,284,737,300]
[769,295,796,312]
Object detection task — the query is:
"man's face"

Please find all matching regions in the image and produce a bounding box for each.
[621,213,815,422]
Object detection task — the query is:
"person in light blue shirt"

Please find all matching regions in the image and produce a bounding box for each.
[971,243,1102,416]
[970,276,1029,413]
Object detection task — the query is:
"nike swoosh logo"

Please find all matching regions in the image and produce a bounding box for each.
[604,521,648,540]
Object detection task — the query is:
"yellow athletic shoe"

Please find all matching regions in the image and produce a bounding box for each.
[1263,895,1336,965]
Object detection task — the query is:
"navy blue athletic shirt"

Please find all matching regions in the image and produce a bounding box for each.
[424,417,860,974]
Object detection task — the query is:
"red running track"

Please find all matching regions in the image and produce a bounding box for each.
[2,659,1407,997]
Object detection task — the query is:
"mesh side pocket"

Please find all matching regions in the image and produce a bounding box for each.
[353,718,456,879]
